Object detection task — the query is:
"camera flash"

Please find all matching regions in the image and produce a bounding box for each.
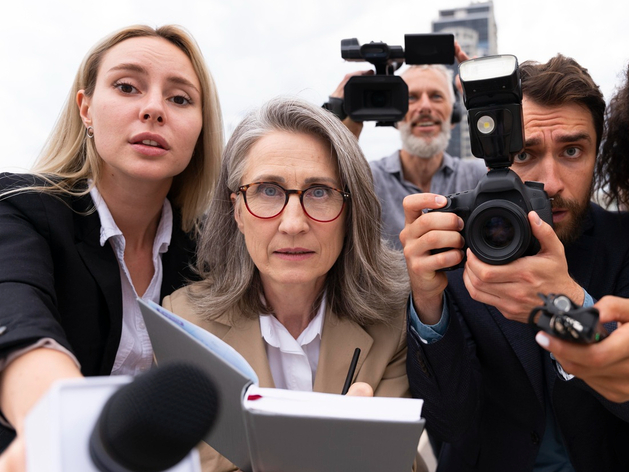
[477,115,495,134]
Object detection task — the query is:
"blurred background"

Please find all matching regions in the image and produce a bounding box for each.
[1,0,627,171]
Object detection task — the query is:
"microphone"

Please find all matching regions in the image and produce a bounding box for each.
[89,362,219,472]
[25,362,218,472]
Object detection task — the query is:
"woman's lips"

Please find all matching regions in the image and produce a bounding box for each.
[274,248,315,261]
[130,133,170,156]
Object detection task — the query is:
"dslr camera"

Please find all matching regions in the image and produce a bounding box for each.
[340,34,455,126]
[433,55,553,268]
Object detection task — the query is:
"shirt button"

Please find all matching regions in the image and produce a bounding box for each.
[530,432,540,445]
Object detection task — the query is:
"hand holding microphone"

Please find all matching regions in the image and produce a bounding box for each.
[26,362,219,472]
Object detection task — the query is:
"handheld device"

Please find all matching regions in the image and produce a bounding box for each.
[529,293,608,344]
[340,34,456,126]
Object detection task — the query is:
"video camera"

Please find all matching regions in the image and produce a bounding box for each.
[340,34,455,126]
[432,55,553,268]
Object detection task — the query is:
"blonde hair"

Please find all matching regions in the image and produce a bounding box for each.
[30,24,223,232]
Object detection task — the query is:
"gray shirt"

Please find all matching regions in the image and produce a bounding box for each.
[370,150,486,250]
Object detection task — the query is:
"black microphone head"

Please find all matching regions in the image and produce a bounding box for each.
[90,362,219,472]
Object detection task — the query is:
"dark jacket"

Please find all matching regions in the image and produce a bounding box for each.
[408,203,629,472]
[0,173,198,448]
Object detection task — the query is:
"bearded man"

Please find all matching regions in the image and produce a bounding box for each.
[403,54,629,472]
[326,61,487,250]
[369,65,486,249]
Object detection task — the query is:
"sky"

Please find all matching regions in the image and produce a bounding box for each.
[1,0,628,172]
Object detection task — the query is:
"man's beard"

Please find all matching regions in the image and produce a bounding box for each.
[552,186,591,245]
[398,119,451,159]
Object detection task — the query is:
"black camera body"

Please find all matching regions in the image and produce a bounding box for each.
[432,55,553,268]
[340,34,455,126]
[438,168,553,267]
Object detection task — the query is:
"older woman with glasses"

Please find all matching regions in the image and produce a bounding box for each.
[162,96,427,472]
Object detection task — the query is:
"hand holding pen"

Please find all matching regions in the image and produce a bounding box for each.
[341,348,374,397]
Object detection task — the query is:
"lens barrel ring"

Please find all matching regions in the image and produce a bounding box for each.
[466,200,532,265]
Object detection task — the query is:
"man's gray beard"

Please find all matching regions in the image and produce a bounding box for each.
[399,121,451,159]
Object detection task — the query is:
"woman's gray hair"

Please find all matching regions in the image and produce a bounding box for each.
[190,96,409,325]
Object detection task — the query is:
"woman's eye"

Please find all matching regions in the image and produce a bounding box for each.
[170,95,192,106]
[259,184,281,197]
[309,187,331,198]
[114,82,137,94]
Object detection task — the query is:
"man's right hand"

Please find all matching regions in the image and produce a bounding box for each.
[400,193,465,325]
[329,70,374,139]
[330,69,374,99]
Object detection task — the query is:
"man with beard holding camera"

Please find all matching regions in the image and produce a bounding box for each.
[402,54,629,472]
[328,46,486,250]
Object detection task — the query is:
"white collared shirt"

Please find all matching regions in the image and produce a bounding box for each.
[90,186,173,376]
[259,295,326,391]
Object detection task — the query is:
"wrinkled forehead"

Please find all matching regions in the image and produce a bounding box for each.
[522,98,596,144]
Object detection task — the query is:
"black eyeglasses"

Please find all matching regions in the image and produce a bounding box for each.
[236,182,350,222]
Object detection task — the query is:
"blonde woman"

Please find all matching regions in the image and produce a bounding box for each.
[0,24,223,465]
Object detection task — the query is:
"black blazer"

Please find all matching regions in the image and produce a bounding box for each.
[0,173,197,447]
[408,203,629,472]
[0,173,197,373]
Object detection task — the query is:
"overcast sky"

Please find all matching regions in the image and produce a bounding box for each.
[1,0,628,172]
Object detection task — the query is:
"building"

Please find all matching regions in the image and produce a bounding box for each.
[432,1,498,160]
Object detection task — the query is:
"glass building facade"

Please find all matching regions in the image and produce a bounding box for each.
[431,1,498,160]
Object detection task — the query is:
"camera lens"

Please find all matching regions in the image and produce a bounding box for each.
[467,200,532,265]
[481,215,515,249]
[369,90,388,108]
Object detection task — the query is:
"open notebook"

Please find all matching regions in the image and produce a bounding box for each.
[139,299,425,472]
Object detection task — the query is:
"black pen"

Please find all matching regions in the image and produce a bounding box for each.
[341,348,361,395]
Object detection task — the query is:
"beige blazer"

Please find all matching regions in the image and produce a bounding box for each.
[162,287,426,472]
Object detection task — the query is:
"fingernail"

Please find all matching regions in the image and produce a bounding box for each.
[458,217,464,230]
[535,332,550,348]
[435,195,447,205]
[532,211,542,226]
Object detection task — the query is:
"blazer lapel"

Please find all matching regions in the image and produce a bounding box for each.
[219,313,276,388]
[564,216,595,292]
[72,195,123,373]
[448,271,545,407]
[487,304,545,406]
[314,308,373,394]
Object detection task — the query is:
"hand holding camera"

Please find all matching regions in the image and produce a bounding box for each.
[337,34,456,126]
[402,55,587,325]
[401,192,466,325]
[432,55,553,269]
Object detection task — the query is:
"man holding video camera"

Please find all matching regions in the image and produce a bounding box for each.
[403,54,629,472]
[327,41,486,250]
